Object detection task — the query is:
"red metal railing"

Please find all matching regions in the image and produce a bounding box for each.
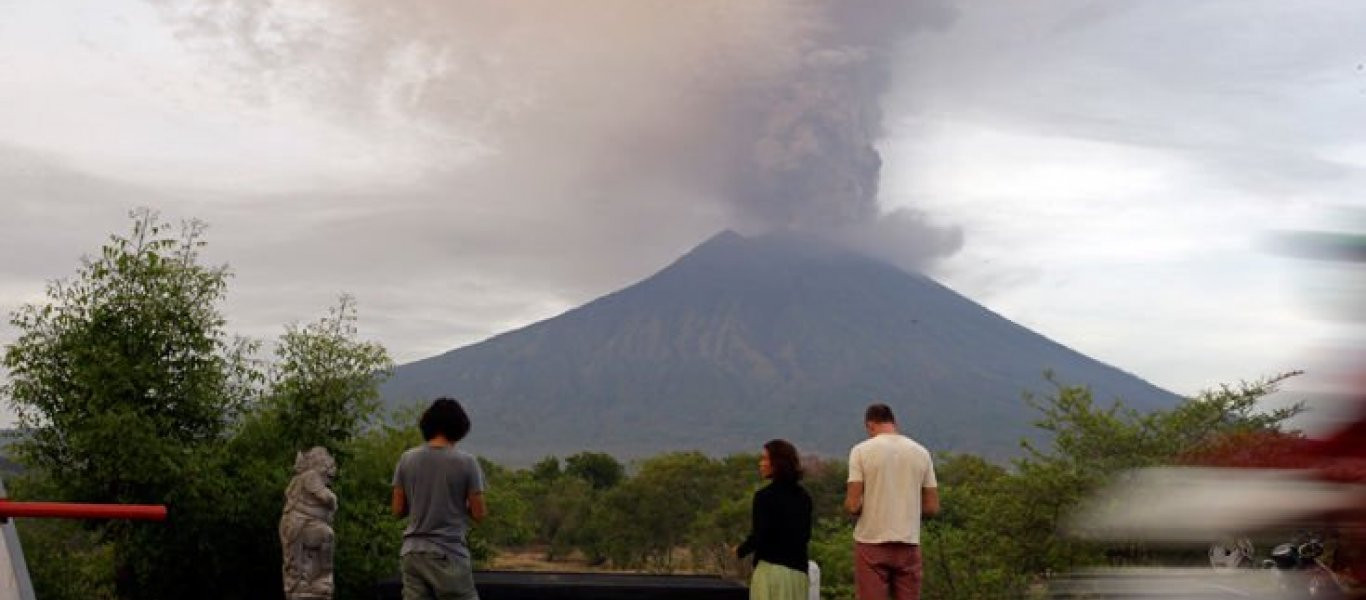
[0,500,166,521]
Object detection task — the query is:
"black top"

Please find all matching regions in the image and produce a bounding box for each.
[736,479,812,573]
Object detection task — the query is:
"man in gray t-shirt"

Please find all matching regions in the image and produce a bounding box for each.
[392,398,487,600]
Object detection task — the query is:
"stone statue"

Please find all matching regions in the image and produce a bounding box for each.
[280,446,338,600]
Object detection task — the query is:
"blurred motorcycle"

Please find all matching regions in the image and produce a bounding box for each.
[1262,531,1347,599]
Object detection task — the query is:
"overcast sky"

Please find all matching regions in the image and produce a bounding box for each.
[3,1,1363,426]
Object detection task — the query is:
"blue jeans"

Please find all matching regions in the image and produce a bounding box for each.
[401,551,479,600]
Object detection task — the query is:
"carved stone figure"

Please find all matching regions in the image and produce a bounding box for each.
[280,446,338,600]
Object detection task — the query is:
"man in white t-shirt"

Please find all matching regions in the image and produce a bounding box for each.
[844,403,939,600]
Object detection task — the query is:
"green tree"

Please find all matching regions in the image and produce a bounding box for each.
[332,417,422,599]
[264,294,393,456]
[1008,372,1303,574]
[537,476,595,560]
[477,468,538,550]
[4,209,255,502]
[2,210,258,596]
[531,456,562,482]
[5,473,118,600]
[581,452,736,570]
[565,451,625,490]
[801,455,850,522]
[4,211,400,599]
[919,372,1308,598]
[688,493,751,576]
[16,518,118,600]
[919,453,1027,600]
[202,296,395,599]
[809,517,856,600]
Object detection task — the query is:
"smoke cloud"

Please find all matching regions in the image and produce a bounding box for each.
[152,0,963,270]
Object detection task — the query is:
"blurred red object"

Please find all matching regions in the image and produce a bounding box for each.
[1179,397,1366,483]
[1309,396,1366,483]
[1178,429,1321,470]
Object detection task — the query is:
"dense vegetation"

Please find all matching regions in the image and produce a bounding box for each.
[2,211,1300,599]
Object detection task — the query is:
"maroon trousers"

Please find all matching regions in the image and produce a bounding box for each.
[854,542,922,600]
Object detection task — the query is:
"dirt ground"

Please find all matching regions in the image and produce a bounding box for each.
[487,545,748,579]
[486,546,602,572]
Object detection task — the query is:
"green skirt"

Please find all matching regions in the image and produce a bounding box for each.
[750,560,809,600]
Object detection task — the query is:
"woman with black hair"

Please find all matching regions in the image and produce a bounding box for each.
[737,439,813,600]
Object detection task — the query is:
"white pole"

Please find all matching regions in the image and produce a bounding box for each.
[0,477,36,600]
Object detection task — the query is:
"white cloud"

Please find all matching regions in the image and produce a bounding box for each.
[873,0,1366,394]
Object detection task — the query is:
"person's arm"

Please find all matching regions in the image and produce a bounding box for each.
[467,457,488,524]
[921,486,940,517]
[467,491,487,523]
[844,482,864,516]
[921,455,940,517]
[391,486,408,518]
[845,446,864,516]
[391,457,408,518]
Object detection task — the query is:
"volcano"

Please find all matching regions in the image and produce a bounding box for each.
[381,231,1178,463]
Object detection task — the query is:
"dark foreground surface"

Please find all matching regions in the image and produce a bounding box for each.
[376,570,748,600]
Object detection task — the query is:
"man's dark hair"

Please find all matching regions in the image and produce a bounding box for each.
[865,403,896,424]
[420,397,471,442]
[764,439,803,483]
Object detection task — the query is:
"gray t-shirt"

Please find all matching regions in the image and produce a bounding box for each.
[392,445,486,558]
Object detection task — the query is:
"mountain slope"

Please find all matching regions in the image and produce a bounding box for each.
[382,231,1178,462]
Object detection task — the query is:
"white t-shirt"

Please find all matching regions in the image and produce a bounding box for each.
[847,433,937,544]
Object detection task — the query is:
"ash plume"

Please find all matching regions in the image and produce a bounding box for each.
[153,0,962,271]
